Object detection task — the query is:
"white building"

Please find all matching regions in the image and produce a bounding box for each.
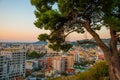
[26,60,39,70]
[74,52,80,63]
[0,48,26,80]
[0,55,8,79]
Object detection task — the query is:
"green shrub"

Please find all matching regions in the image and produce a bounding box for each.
[76,60,109,80]
[90,61,109,79]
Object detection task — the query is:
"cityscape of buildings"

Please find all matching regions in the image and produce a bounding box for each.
[0,41,105,80]
[1,0,120,80]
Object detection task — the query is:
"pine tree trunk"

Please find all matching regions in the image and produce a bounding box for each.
[108,28,120,80]
[109,65,120,80]
[106,54,120,80]
[83,21,120,80]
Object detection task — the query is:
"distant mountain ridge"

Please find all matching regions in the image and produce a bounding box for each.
[33,41,48,45]
[0,41,48,45]
[0,38,110,46]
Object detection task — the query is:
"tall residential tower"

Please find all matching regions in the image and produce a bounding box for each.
[0,48,26,80]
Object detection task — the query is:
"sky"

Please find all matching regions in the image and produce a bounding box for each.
[0,0,110,42]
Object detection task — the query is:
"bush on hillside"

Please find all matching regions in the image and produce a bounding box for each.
[76,60,109,80]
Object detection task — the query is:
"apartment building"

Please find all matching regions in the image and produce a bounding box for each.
[0,55,7,79]
[0,48,26,80]
[66,55,74,69]
[52,56,66,73]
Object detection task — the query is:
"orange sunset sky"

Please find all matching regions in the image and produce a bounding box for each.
[0,0,110,42]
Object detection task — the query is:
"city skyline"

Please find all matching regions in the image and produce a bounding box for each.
[0,0,110,42]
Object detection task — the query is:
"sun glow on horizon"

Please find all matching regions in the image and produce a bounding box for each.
[0,0,110,42]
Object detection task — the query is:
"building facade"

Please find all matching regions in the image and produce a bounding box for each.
[0,48,26,80]
[52,56,65,73]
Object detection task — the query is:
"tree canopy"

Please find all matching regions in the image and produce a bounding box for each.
[31,0,120,52]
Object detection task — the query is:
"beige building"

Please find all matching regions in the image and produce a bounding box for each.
[26,61,34,70]
[52,56,66,73]
[51,55,74,73]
